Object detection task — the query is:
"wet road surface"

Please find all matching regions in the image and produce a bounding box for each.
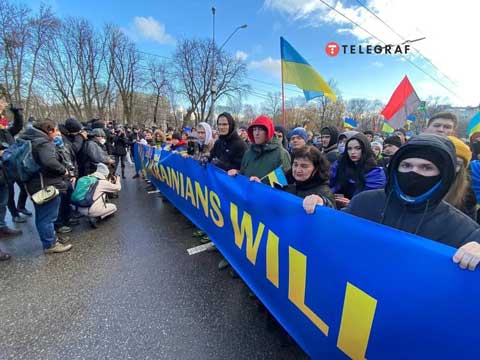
[0,168,308,360]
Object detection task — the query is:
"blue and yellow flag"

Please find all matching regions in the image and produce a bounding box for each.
[264,166,288,188]
[382,121,395,133]
[467,112,480,138]
[344,117,357,129]
[281,37,336,102]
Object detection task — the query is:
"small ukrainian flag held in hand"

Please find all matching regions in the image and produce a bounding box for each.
[265,166,288,188]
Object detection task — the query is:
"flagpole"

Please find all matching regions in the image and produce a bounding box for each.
[281,59,286,128]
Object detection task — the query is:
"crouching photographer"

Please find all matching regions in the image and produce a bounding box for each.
[78,163,121,228]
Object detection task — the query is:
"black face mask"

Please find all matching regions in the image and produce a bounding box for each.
[397,171,441,197]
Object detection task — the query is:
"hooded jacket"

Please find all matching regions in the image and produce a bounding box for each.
[209,113,247,171]
[20,126,68,194]
[320,126,340,163]
[241,115,291,181]
[196,122,214,159]
[330,133,386,198]
[274,125,289,150]
[344,134,480,248]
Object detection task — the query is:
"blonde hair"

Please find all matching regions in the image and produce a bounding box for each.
[445,161,469,210]
[154,129,165,143]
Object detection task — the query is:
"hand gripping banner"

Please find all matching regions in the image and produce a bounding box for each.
[135,144,480,359]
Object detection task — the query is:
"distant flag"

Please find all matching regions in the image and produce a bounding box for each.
[344,117,357,129]
[281,37,336,102]
[262,166,288,188]
[381,76,421,129]
[467,112,480,138]
[382,121,395,133]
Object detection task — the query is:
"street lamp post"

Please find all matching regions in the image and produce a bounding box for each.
[209,7,247,125]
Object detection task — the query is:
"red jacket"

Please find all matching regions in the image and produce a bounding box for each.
[247,115,274,143]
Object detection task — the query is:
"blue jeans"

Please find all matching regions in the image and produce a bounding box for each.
[34,195,61,249]
[0,183,7,227]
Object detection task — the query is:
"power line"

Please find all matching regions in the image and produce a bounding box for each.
[317,0,464,102]
[353,0,457,86]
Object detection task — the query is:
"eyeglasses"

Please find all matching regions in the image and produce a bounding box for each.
[276,134,283,138]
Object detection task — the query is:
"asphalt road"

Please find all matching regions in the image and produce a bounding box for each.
[0,167,308,360]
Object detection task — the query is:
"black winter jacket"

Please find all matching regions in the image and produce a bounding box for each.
[284,174,336,208]
[20,127,67,194]
[344,134,480,248]
[209,125,247,171]
[111,135,128,156]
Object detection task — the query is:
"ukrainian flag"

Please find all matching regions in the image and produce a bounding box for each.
[467,112,480,138]
[382,121,394,133]
[344,117,357,129]
[281,37,336,102]
[265,166,288,188]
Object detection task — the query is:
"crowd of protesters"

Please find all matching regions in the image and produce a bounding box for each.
[123,110,480,272]
[2,95,480,271]
[0,95,127,259]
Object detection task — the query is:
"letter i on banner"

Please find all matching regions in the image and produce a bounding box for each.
[288,247,329,336]
[337,282,377,360]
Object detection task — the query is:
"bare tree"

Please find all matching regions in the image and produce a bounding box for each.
[108,27,140,125]
[145,60,169,128]
[261,92,281,121]
[174,38,249,125]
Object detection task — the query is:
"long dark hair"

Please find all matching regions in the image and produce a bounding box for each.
[334,133,377,190]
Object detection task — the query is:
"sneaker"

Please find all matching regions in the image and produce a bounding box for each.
[132,173,140,179]
[56,236,70,244]
[17,208,32,216]
[0,226,22,240]
[0,250,11,261]
[12,215,27,223]
[44,242,72,254]
[56,226,72,234]
[218,259,230,270]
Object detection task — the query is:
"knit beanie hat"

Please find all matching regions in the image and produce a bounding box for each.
[383,135,402,148]
[289,127,308,142]
[371,141,383,153]
[65,118,82,133]
[448,136,472,167]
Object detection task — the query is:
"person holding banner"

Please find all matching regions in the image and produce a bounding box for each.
[282,146,336,212]
[344,134,480,270]
[209,112,247,172]
[228,115,291,184]
[330,133,386,208]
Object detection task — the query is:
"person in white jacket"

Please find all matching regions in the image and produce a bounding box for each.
[79,163,121,228]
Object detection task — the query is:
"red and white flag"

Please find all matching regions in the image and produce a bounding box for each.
[381,76,420,129]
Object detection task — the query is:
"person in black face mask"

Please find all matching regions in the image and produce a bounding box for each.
[343,134,480,271]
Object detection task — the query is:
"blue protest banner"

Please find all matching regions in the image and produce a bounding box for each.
[137,145,480,359]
